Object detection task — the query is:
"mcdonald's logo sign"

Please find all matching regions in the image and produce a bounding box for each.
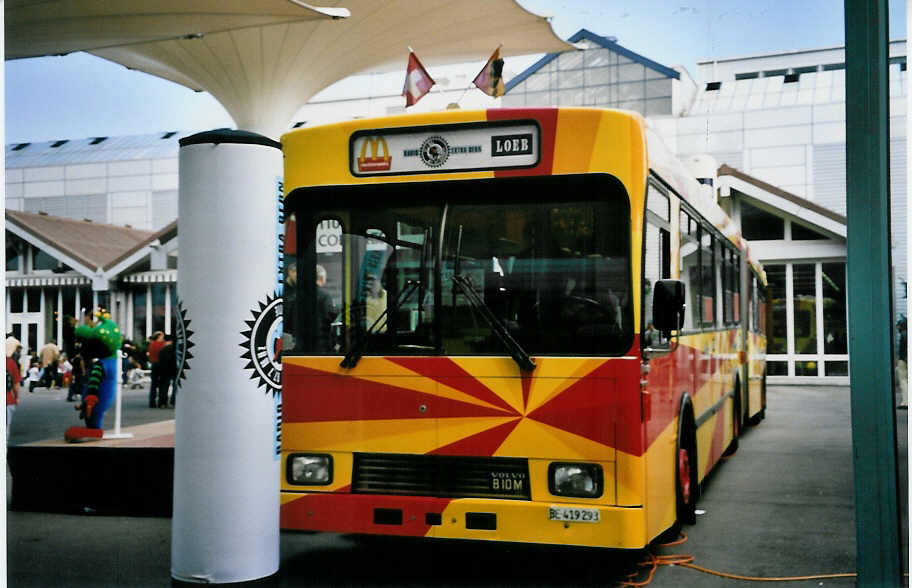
[357,136,392,172]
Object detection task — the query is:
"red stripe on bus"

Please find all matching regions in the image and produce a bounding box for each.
[387,357,517,414]
[280,493,452,536]
[283,363,512,423]
[526,359,643,456]
[487,108,558,177]
[429,418,522,456]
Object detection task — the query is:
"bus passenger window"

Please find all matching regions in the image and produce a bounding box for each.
[314,218,344,352]
[643,220,670,348]
[679,210,699,331]
[700,228,715,327]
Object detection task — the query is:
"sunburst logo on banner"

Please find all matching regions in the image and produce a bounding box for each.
[240,292,283,397]
[173,299,194,388]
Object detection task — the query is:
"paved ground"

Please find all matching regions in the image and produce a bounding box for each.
[5,384,908,587]
[9,379,174,447]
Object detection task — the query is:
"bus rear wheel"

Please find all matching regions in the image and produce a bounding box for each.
[723,383,740,456]
[750,368,767,425]
[675,412,698,526]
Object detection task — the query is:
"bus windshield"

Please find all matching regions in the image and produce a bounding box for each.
[285,174,633,359]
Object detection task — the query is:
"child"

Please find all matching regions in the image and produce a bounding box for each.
[26,360,41,393]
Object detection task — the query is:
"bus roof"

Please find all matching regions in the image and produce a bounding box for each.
[282,107,765,282]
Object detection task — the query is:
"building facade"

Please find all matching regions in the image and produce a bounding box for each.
[5,210,177,357]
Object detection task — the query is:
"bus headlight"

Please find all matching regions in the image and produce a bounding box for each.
[549,462,603,498]
[287,454,333,485]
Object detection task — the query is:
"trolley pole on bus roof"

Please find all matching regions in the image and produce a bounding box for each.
[844,1,903,585]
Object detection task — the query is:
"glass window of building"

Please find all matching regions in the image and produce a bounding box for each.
[27,289,41,313]
[6,238,22,272]
[152,284,167,333]
[792,264,817,354]
[133,288,147,340]
[822,262,848,354]
[44,288,58,342]
[740,201,784,240]
[33,247,57,271]
[766,264,787,354]
[795,360,818,376]
[791,222,829,240]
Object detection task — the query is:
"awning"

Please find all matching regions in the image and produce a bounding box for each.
[8,1,575,137]
[7,275,91,287]
[121,270,178,284]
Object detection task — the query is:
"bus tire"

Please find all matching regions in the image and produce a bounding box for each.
[723,380,740,456]
[675,401,698,526]
[750,367,767,425]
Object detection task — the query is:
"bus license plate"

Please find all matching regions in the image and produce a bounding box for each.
[548,506,600,523]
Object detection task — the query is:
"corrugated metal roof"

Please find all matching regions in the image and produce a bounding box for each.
[6,209,156,270]
[5,131,189,168]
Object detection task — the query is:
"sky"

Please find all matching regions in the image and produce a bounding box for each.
[3,1,906,144]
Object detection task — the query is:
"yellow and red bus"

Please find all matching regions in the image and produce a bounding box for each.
[279,107,767,549]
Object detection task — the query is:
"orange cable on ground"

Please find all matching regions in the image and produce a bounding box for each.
[618,531,858,586]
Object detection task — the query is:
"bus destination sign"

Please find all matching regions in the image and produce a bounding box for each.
[351,121,539,176]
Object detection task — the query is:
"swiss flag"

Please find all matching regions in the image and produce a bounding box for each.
[402,50,435,107]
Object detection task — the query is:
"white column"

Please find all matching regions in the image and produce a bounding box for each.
[815,263,825,377]
[39,288,46,348]
[171,132,283,583]
[92,290,98,312]
[146,284,152,338]
[75,288,81,323]
[127,290,134,340]
[785,263,795,376]
[56,288,63,344]
[164,283,172,335]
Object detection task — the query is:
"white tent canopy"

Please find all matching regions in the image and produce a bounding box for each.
[8,1,575,136]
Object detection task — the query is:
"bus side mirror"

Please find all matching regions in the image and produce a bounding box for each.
[653,280,685,337]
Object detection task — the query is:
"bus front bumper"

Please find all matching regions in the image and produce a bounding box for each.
[281,492,647,549]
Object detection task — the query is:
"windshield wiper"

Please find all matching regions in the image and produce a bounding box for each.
[340,279,420,368]
[341,227,432,369]
[450,273,536,373]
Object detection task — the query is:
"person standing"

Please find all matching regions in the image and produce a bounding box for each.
[56,353,72,389]
[26,360,41,393]
[68,351,86,402]
[38,339,60,388]
[157,336,177,407]
[147,331,165,408]
[6,338,22,442]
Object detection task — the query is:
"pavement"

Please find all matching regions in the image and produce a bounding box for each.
[5,383,908,587]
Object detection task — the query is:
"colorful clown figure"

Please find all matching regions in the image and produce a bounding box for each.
[66,310,122,441]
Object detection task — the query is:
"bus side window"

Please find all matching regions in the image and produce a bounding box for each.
[733,249,741,323]
[679,209,699,331]
[700,226,716,328]
[750,274,757,333]
[313,218,344,352]
[722,245,737,325]
[643,221,670,347]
